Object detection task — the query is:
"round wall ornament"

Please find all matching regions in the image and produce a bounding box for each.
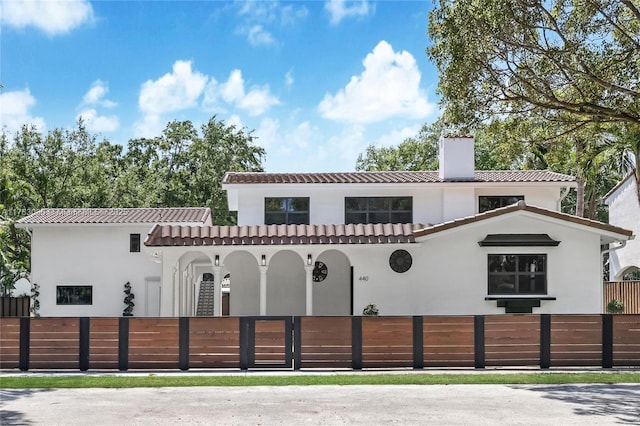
[389,249,412,273]
[313,261,328,282]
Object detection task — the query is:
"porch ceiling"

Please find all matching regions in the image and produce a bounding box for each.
[144,223,427,247]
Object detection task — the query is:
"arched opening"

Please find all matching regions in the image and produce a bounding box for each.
[616,266,640,281]
[313,249,352,315]
[224,251,260,316]
[267,250,306,315]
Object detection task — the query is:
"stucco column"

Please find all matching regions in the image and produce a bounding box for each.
[305,265,314,316]
[172,266,180,317]
[181,269,189,316]
[213,266,222,317]
[259,265,268,316]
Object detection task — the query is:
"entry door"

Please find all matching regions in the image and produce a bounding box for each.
[146,278,161,317]
[242,317,293,369]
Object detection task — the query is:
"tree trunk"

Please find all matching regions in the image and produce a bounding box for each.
[574,138,586,217]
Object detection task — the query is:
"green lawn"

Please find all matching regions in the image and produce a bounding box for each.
[1,372,639,388]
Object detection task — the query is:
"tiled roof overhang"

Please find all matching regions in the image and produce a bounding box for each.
[222,170,576,184]
[414,202,633,239]
[16,207,212,225]
[144,223,426,247]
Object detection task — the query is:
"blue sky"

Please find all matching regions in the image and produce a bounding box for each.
[1,0,440,172]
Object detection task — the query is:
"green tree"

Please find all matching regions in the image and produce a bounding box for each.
[428,0,640,128]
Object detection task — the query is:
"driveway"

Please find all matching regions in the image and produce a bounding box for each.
[2,383,639,425]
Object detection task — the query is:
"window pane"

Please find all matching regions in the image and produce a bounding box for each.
[517,274,546,294]
[287,213,309,225]
[518,255,545,273]
[369,212,390,223]
[289,198,309,211]
[56,286,92,305]
[390,212,412,223]
[504,196,524,205]
[488,275,516,294]
[369,198,389,211]
[488,255,516,272]
[345,197,367,211]
[265,212,286,225]
[345,212,367,224]
[265,198,285,212]
[391,197,412,211]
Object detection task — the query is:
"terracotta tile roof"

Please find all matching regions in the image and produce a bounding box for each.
[16,207,211,225]
[413,201,633,239]
[222,170,576,184]
[144,223,427,247]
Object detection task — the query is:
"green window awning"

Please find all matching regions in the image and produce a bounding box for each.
[478,234,560,247]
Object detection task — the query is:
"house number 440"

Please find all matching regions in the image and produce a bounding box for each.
[358,276,369,281]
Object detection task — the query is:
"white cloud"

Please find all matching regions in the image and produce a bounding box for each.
[217,70,280,116]
[373,125,422,147]
[133,114,163,139]
[139,60,208,116]
[76,108,119,132]
[247,24,275,46]
[0,89,46,135]
[325,0,372,25]
[318,40,435,123]
[255,117,281,151]
[82,80,116,108]
[235,1,307,46]
[284,69,294,88]
[77,80,119,132]
[0,0,94,36]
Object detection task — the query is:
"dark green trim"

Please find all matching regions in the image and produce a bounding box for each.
[479,234,560,246]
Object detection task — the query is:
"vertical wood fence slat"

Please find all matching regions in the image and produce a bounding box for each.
[474,315,485,369]
[604,281,640,313]
[352,316,362,370]
[79,317,90,371]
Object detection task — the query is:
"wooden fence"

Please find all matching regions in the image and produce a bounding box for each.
[1,315,638,371]
[0,297,30,317]
[604,281,640,313]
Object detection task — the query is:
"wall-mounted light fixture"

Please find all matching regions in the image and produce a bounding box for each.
[214,255,219,266]
[261,254,266,266]
[307,254,313,265]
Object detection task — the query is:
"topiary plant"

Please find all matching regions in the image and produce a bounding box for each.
[123,281,135,316]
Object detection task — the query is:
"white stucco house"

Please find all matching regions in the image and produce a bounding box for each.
[604,170,640,281]
[17,137,633,317]
[15,208,212,317]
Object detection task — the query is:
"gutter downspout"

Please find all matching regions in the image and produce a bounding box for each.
[600,236,634,309]
[557,186,571,211]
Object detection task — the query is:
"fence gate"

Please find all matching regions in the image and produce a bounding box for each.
[241,316,293,369]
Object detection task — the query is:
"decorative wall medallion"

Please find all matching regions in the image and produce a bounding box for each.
[389,249,412,273]
[313,261,328,282]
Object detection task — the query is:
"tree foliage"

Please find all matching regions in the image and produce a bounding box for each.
[0,116,265,291]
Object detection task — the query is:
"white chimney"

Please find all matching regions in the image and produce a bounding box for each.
[438,135,475,180]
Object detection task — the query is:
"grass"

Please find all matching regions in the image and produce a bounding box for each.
[1,372,639,388]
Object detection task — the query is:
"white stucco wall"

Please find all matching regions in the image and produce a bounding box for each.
[606,175,640,280]
[232,184,565,226]
[30,225,161,317]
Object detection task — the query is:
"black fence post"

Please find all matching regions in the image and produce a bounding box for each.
[413,316,424,369]
[19,316,30,371]
[474,315,485,369]
[352,316,362,370]
[179,317,189,371]
[79,317,90,371]
[540,314,551,369]
[293,316,302,370]
[239,317,249,370]
[602,314,613,369]
[118,317,129,371]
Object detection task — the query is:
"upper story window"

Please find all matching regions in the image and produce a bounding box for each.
[479,195,524,213]
[345,197,412,224]
[265,197,310,225]
[130,234,141,252]
[488,254,546,295]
